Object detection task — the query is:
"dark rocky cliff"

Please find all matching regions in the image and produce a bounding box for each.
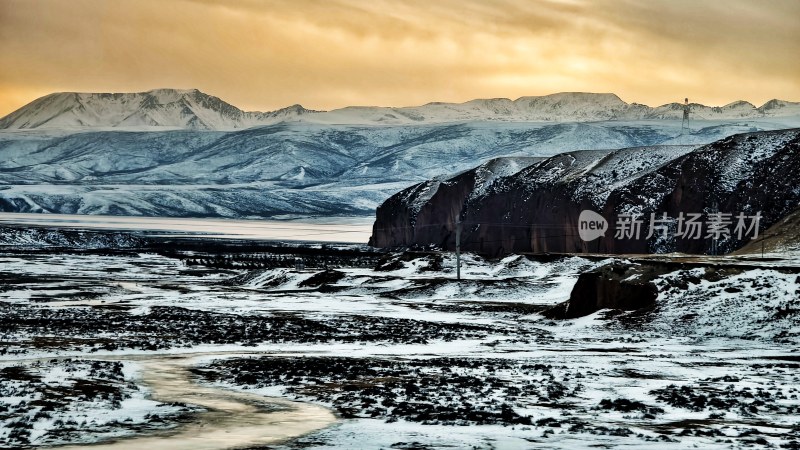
[370,129,800,255]
[369,156,542,248]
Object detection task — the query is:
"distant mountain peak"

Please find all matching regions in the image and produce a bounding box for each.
[276,104,316,114]
[522,91,623,100]
[0,88,313,131]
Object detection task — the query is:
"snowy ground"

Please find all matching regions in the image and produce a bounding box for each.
[1,247,799,449]
[0,359,196,447]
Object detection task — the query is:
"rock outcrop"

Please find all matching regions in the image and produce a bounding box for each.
[544,261,662,319]
[370,129,800,255]
[547,259,800,320]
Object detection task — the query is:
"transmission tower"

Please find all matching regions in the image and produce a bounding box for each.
[681,97,691,136]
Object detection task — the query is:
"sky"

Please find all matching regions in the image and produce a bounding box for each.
[1,0,799,116]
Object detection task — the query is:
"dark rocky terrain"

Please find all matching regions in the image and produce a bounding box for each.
[0,225,147,249]
[1,238,800,448]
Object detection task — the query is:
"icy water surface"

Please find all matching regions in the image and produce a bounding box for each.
[0,212,373,243]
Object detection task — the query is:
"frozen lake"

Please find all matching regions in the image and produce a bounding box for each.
[0,212,374,243]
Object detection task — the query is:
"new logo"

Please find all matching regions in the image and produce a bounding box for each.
[578,210,608,242]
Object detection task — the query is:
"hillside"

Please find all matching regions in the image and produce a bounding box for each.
[735,205,800,256]
[3,118,799,219]
[370,129,800,255]
[1,88,799,220]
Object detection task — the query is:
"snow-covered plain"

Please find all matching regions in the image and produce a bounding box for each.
[1,246,799,449]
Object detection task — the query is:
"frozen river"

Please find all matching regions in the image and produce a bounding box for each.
[0,212,374,243]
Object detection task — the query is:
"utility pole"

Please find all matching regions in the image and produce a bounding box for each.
[455,217,461,281]
[710,202,719,256]
[760,234,771,259]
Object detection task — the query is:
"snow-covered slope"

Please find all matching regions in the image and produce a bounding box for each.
[0,119,793,187]
[2,89,799,130]
[2,118,800,219]
[303,94,800,125]
[0,121,678,186]
[0,89,317,131]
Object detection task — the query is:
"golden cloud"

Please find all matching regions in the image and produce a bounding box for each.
[0,0,798,116]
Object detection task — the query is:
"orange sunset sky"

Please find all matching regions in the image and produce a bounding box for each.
[1,0,799,116]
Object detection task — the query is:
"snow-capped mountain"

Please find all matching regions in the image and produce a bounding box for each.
[2,89,799,130]
[312,93,642,125]
[1,87,799,220]
[340,95,800,124]
[0,89,317,131]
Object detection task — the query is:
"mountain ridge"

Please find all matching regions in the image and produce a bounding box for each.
[369,128,800,255]
[2,89,799,131]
